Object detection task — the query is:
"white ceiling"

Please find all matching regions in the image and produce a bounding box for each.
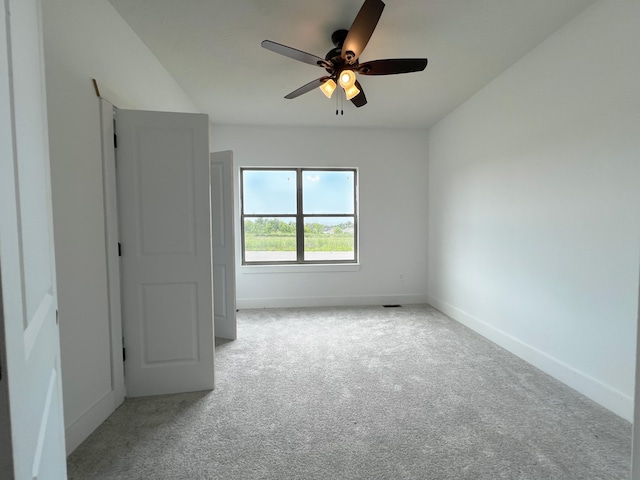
[107,0,596,129]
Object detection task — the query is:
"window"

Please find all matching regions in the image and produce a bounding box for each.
[241,168,358,265]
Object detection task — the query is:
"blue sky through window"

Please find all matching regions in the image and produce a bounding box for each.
[303,170,354,215]
[243,170,296,214]
[243,169,354,217]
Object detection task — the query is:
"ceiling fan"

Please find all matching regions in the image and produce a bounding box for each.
[261,0,428,108]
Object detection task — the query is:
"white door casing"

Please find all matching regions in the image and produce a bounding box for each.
[0,0,67,477]
[116,109,214,397]
[100,99,125,407]
[210,151,237,340]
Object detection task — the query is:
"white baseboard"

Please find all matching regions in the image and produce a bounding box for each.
[237,294,429,310]
[427,295,633,422]
[64,389,125,455]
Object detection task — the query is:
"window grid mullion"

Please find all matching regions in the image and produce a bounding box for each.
[296,169,304,262]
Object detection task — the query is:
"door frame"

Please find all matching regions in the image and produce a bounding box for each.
[99,99,126,402]
[61,98,127,453]
[62,98,126,454]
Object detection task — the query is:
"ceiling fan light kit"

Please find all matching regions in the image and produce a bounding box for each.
[261,0,428,109]
[320,79,337,98]
[337,70,360,100]
[343,84,361,101]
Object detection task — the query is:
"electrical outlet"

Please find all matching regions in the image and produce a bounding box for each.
[399,274,405,281]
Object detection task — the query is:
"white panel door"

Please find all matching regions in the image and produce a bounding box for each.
[116,109,214,397]
[210,151,237,340]
[0,0,67,477]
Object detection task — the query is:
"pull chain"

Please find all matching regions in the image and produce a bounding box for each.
[334,89,345,116]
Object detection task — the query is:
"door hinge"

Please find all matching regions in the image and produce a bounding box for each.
[122,347,126,362]
[114,133,117,148]
[118,242,122,257]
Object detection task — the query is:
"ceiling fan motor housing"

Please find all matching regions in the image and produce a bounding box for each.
[325,30,359,74]
[331,29,348,48]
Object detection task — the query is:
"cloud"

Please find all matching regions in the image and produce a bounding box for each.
[306,175,321,183]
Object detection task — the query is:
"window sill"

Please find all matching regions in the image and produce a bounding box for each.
[239,263,361,274]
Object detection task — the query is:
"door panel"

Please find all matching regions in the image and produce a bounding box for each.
[141,282,199,364]
[137,128,196,255]
[116,109,214,397]
[0,0,67,477]
[211,151,237,340]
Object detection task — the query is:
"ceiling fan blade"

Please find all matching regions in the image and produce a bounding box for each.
[261,40,328,68]
[350,81,367,108]
[357,58,428,75]
[284,77,331,99]
[342,0,385,64]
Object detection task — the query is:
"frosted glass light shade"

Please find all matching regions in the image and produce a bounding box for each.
[338,70,359,100]
[344,84,361,100]
[338,70,356,89]
[320,79,337,98]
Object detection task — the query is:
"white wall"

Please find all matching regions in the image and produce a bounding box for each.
[427,0,640,420]
[41,0,201,453]
[211,126,429,309]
